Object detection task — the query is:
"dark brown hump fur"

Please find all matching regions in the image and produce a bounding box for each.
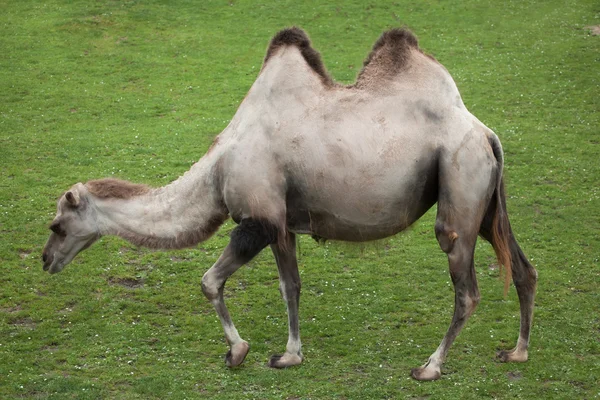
[356,28,422,86]
[263,27,334,87]
[86,178,150,199]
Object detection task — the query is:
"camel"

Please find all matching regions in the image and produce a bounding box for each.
[42,27,537,381]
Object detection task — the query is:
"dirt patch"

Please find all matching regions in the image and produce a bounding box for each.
[0,305,23,313]
[507,371,522,381]
[42,345,60,353]
[109,277,145,289]
[585,25,600,35]
[11,317,36,329]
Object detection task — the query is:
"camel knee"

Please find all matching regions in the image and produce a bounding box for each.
[450,270,480,318]
[518,267,538,291]
[512,260,538,292]
[521,266,538,286]
[279,280,301,302]
[453,291,480,320]
[201,271,221,301]
[435,222,459,254]
[465,292,480,316]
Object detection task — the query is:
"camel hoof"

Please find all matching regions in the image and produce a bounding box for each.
[497,348,528,363]
[411,365,441,381]
[225,341,249,367]
[268,352,303,368]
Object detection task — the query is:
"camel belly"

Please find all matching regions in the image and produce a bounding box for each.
[287,209,413,241]
[285,155,438,242]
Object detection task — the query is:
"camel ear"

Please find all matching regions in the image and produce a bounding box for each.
[65,191,80,207]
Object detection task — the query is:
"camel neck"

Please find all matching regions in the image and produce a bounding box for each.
[93,154,227,249]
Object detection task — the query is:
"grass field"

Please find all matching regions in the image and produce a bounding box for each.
[1,0,599,398]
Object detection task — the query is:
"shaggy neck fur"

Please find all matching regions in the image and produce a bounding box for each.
[89,153,228,250]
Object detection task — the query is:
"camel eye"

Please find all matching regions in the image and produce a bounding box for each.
[50,222,65,236]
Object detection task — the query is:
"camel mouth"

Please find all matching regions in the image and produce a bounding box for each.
[43,253,65,274]
[42,254,53,272]
[42,235,99,275]
[47,260,65,274]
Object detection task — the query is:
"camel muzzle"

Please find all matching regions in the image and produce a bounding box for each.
[42,252,53,271]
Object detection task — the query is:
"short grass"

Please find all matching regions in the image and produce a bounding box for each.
[1,0,599,399]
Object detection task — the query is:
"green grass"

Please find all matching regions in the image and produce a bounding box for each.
[1,0,599,398]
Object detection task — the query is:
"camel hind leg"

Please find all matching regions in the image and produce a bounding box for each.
[411,143,495,381]
[479,179,538,363]
[411,207,483,381]
[496,240,537,363]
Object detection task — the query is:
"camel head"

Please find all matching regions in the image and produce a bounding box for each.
[42,183,100,274]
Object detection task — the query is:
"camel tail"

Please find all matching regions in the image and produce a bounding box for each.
[482,132,513,295]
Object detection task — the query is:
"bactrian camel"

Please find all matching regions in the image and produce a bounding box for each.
[42,27,537,380]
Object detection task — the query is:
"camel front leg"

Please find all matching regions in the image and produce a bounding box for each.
[201,243,250,367]
[269,233,303,368]
[201,218,278,367]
